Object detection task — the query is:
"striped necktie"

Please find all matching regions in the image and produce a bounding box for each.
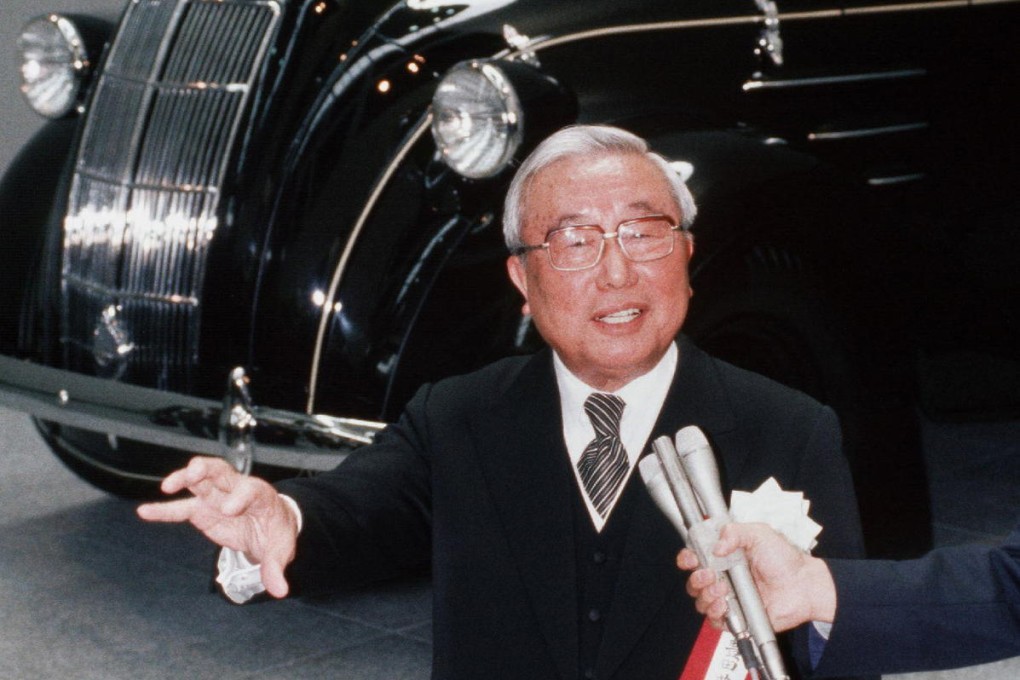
[577,392,628,518]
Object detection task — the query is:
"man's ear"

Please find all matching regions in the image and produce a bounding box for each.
[506,255,531,315]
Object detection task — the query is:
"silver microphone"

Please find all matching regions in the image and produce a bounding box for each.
[644,438,751,642]
[674,426,788,680]
[638,454,688,542]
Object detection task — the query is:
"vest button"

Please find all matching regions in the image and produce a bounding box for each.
[592,550,607,564]
[588,608,602,622]
[583,668,596,679]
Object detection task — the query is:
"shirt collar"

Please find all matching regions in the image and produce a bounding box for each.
[554,342,678,459]
[553,343,679,530]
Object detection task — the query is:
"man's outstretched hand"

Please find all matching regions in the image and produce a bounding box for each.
[137,456,298,598]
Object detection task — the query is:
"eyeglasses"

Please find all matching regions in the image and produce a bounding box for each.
[511,215,686,271]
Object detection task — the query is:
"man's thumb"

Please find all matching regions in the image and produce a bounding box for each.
[261,560,290,599]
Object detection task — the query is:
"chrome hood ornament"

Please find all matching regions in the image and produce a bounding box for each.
[754,0,784,67]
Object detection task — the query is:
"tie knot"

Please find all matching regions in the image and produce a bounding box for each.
[584,392,625,438]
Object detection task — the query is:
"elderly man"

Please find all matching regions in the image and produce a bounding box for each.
[681,520,1020,676]
[139,125,865,679]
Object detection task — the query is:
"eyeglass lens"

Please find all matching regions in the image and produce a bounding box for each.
[546,218,676,270]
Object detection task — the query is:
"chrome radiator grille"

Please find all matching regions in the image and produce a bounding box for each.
[62,0,281,389]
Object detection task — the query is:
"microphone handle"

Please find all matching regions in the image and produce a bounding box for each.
[729,560,788,680]
[679,439,789,680]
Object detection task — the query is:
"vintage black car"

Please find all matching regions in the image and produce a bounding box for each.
[3,0,1019,557]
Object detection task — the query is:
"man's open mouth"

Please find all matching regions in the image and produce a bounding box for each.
[597,308,641,325]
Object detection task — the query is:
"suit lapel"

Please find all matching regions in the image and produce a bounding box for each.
[469,351,578,680]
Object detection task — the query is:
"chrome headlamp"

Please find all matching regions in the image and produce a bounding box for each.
[431,61,525,179]
[18,15,91,119]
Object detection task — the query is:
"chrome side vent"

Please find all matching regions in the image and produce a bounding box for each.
[62,0,281,390]
[744,67,932,190]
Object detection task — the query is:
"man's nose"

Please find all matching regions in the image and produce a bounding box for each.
[599,236,635,287]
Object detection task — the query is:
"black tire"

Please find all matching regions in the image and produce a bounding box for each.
[36,421,195,499]
[687,287,857,408]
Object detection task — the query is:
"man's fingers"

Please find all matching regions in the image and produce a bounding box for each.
[200,456,243,493]
[137,498,199,523]
[184,456,241,495]
[157,456,223,496]
[685,568,716,595]
[261,558,291,599]
[704,592,730,622]
[220,477,266,517]
[714,521,774,557]
[159,466,196,495]
[676,548,700,571]
[691,579,731,617]
[714,523,748,556]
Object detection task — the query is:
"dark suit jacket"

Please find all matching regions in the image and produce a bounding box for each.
[813,521,1020,676]
[278,336,865,679]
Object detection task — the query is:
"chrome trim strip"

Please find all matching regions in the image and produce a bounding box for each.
[522,16,763,54]
[89,71,253,92]
[0,355,382,472]
[306,115,435,413]
[808,121,929,141]
[743,68,926,91]
[844,1,969,15]
[64,273,200,306]
[775,10,844,21]
[509,0,1020,57]
[74,168,222,194]
[867,172,926,186]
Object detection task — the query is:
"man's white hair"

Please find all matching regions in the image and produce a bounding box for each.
[502,124,697,250]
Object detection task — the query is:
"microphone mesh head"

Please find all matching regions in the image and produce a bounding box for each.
[637,454,663,484]
[674,425,709,454]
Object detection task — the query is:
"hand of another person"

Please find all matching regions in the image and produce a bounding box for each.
[677,522,837,632]
[137,456,299,598]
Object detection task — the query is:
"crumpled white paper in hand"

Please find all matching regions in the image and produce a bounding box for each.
[730,477,822,553]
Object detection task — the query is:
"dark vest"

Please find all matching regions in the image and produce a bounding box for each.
[573,472,643,679]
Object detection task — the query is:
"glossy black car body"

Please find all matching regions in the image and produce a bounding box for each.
[2,0,1019,556]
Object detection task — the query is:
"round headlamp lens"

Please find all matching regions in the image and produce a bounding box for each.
[18,15,88,119]
[431,61,523,179]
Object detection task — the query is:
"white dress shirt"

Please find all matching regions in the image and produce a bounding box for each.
[554,342,677,531]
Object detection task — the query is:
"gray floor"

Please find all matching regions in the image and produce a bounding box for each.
[1,405,1017,679]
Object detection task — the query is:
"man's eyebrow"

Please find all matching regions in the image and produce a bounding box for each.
[545,213,594,235]
[543,201,667,235]
[627,200,658,213]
